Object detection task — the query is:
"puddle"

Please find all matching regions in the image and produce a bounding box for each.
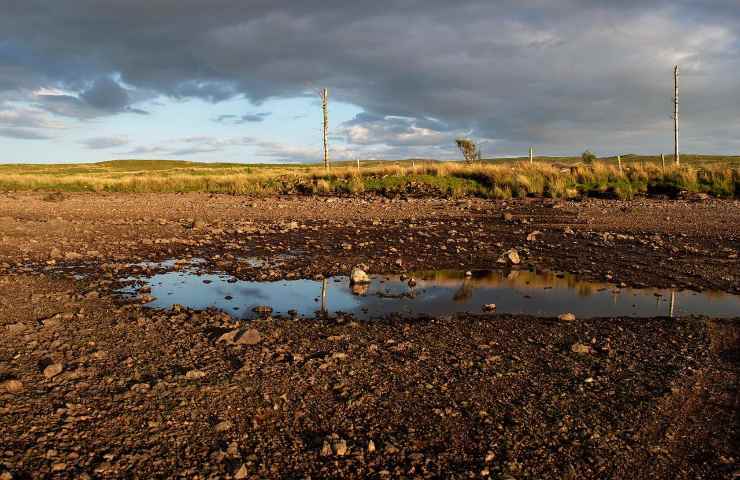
[119,268,740,319]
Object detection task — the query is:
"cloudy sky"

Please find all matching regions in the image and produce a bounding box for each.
[1,1,738,164]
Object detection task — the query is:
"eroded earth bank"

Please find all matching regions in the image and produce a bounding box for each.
[0,192,738,479]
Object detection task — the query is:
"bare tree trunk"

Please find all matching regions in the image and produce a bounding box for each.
[321,88,329,171]
[661,153,665,169]
[529,147,533,164]
[356,158,360,172]
[617,155,622,174]
[673,66,679,166]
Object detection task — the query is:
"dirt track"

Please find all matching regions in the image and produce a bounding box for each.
[0,192,738,479]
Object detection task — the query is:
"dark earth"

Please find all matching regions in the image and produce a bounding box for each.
[0,192,738,479]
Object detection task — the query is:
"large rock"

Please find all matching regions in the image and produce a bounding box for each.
[217,328,262,346]
[350,266,370,285]
[497,249,521,265]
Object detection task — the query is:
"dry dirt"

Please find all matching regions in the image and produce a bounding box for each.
[0,192,738,479]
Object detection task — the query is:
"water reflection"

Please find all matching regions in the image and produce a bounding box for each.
[119,266,740,320]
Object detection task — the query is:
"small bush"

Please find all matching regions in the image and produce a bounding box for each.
[582,150,597,164]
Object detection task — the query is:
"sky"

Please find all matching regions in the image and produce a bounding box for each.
[0,1,738,164]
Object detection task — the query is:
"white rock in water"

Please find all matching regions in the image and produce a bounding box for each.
[558,312,576,322]
[350,266,370,284]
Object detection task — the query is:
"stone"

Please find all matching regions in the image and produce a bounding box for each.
[234,464,248,479]
[503,212,514,222]
[482,304,496,312]
[350,266,370,285]
[236,329,261,346]
[558,312,576,322]
[6,323,29,335]
[1,379,24,394]
[497,249,520,265]
[407,278,417,287]
[185,370,206,380]
[526,231,542,241]
[571,343,591,354]
[215,421,233,432]
[43,363,63,379]
[217,329,240,344]
[333,439,348,456]
[367,440,376,453]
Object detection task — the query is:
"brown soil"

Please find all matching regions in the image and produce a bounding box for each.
[0,192,738,479]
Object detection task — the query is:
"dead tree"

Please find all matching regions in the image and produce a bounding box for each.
[455,138,479,164]
[529,147,533,164]
[673,65,680,165]
[320,88,329,170]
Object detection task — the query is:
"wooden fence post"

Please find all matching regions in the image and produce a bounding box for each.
[673,66,680,165]
[320,88,330,171]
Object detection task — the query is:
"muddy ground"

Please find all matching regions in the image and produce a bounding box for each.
[0,192,738,479]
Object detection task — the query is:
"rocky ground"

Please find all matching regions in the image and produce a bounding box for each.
[0,192,738,479]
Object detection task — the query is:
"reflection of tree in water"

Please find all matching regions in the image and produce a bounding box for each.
[320,278,328,314]
[453,279,474,302]
[575,283,596,297]
[414,269,609,293]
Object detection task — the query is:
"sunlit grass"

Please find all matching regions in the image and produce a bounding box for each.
[0,156,737,198]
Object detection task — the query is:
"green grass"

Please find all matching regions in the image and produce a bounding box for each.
[0,156,737,199]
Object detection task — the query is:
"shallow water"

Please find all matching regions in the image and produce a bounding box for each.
[120,267,740,319]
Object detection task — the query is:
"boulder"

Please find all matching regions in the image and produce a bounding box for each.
[350,266,370,285]
[497,249,520,265]
[558,312,576,322]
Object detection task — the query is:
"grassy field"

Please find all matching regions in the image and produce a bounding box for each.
[0,155,738,199]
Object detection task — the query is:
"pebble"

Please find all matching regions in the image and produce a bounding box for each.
[43,363,63,379]
[1,379,24,393]
[571,343,591,354]
[558,312,576,322]
[234,464,248,479]
[185,370,206,380]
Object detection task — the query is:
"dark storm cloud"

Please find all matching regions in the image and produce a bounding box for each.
[1,0,738,155]
[34,78,149,118]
